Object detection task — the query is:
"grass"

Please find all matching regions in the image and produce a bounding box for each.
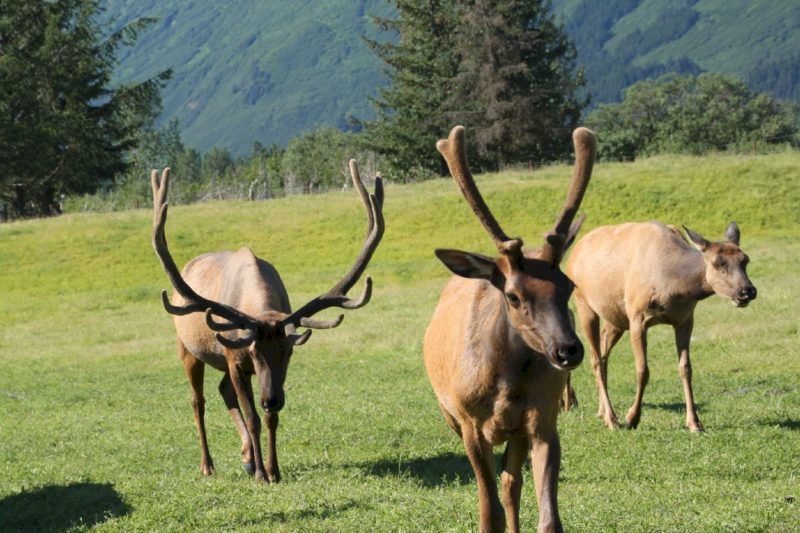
[1,151,799,531]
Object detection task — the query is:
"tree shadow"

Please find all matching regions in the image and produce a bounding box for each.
[253,500,365,525]
[349,451,485,487]
[0,482,130,532]
[763,418,800,430]
[644,401,704,413]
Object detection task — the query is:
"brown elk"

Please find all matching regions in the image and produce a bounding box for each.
[150,163,383,483]
[424,125,596,533]
[565,221,757,432]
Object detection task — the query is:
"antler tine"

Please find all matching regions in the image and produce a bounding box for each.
[151,168,260,343]
[281,161,385,329]
[437,126,522,255]
[551,127,596,237]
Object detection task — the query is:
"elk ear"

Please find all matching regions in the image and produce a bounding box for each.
[435,249,498,280]
[683,225,710,252]
[724,221,740,245]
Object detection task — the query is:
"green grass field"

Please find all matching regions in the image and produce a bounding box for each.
[1,151,799,531]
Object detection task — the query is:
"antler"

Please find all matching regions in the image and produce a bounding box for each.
[550,128,596,237]
[436,126,522,256]
[280,159,385,330]
[151,168,261,348]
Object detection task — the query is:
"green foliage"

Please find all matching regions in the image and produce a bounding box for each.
[283,127,369,193]
[0,0,169,219]
[1,151,799,530]
[587,73,799,161]
[360,0,458,179]
[447,0,586,168]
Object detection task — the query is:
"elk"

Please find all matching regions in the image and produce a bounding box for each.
[424,125,596,533]
[564,221,757,432]
[150,163,383,483]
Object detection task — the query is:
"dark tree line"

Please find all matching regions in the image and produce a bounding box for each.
[0,0,169,219]
[361,0,586,177]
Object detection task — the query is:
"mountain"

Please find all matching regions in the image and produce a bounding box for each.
[103,0,800,155]
[553,0,800,105]
[102,0,393,155]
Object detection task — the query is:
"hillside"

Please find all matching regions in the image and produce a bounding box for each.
[103,0,800,155]
[1,152,799,530]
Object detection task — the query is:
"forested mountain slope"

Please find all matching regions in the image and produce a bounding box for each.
[103,0,800,155]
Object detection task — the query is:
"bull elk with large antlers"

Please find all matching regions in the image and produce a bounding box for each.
[424,125,596,532]
[151,162,383,483]
[565,221,756,432]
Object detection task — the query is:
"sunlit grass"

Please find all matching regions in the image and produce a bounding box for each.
[1,151,798,531]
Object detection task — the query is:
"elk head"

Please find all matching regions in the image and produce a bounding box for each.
[684,222,757,307]
[434,126,596,370]
[151,162,384,412]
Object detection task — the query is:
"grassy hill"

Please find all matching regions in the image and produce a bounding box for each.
[103,0,800,156]
[1,152,799,530]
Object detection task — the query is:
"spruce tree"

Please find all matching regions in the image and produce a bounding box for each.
[362,0,458,179]
[448,0,586,169]
[0,0,170,218]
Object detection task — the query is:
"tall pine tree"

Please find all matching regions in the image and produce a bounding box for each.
[448,0,586,169]
[361,0,458,179]
[0,0,170,218]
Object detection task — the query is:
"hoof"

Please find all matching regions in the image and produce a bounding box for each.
[201,464,215,476]
[243,461,256,476]
[254,470,269,484]
[688,422,705,433]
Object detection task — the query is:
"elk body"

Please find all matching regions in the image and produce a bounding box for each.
[424,126,596,533]
[151,163,383,483]
[565,221,756,432]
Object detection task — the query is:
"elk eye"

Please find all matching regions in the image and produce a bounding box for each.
[506,292,521,307]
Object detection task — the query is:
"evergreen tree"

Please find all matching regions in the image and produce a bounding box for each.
[0,0,170,218]
[447,0,586,169]
[362,0,458,179]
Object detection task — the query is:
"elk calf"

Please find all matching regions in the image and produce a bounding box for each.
[424,126,596,532]
[565,221,756,431]
[151,163,383,482]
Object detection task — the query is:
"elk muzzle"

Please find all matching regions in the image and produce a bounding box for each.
[733,284,757,307]
[551,338,584,370]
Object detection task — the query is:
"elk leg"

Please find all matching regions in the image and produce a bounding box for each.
[675,318,704,432]
[576,298,618,428]
[228,365,268,483]
[501,436,528,533]
[461,424,504,533]
[264,411,281,483]
[560,373,578,411]
[179,344,215,476]
[599,323,624,418]
[530,433,563,533]
[625,322,649,429]
[218,374,255,474]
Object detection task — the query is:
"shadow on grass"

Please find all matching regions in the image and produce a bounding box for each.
[254,500,364,525]
[350,452,482,487]
[0,482,130,532]
[644,401,704,413]
[765,418,800,430]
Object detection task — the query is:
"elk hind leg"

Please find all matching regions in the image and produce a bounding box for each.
[219,373,255,474]
[625,322,649,429]
[576,297,618,428]
[675,318,704,432]
[180,343,214,476]
[501,436,528,533]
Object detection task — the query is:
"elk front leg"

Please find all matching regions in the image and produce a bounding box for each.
[501,436,528,533]
[264,411,281,483]
[179,344,215,476]
[675,318,704,432]
[462,423,504,533]
[218,374,255,475]
[228,364,269,483]
[625,321,649,429]
[530,433,563,533]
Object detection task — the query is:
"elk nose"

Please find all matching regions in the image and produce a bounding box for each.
[739,285,757,301]
[262,397,284,412]
[556,341,584,368]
